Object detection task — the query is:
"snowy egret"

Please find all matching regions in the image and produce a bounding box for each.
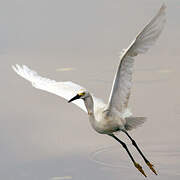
[12,4,166,177]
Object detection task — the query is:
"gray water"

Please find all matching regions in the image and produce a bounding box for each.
[2,0,180,179]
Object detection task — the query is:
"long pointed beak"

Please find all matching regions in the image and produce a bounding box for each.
[68,94,81,103]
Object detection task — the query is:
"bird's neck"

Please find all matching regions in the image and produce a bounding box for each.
[84,95,94,116]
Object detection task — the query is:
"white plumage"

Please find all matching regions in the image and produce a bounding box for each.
[12,4,166,177]
[107,4,166,113]
[12,64,105,113]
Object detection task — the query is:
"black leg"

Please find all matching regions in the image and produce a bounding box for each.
[123,130,157,175]
[109,134,146,177]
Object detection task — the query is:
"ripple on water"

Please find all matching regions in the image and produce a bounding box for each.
[89,143,180,176]
[89,145,130,168]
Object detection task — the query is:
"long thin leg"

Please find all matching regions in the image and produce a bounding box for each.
[109,134,147,177]
[123,130,157,175]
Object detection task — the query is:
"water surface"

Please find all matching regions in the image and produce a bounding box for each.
[2,0,180,179]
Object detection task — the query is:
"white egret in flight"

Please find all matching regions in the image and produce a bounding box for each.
[12,4,166,177]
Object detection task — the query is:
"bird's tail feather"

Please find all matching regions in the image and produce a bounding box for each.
[125,116,146,131]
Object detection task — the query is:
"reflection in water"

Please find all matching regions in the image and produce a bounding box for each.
[51,176,72,180]
[56,67,76,72]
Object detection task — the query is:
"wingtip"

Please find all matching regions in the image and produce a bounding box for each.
[12,64,28,77]
[160,3,167,12]
[161,3,167,9]
[11,64,15,70]
[12,64,19,73]
[12,64,30,72]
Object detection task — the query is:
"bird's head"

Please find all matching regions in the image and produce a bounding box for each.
[68,90,89,103]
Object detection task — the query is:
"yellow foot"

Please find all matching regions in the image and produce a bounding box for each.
[134,162,147,177]
[146,161,157,175]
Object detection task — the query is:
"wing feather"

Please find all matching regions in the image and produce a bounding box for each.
[12,65,105,113]
[107,4,166,113]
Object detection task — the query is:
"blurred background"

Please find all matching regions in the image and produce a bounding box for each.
[2,0,180,179]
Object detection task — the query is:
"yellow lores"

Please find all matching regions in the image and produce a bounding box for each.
[78,92,86,96]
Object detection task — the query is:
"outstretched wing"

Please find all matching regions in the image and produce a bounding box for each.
[107,4,166,113]
[12,65,105,113]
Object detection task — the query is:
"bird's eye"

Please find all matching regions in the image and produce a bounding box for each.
[78,92,85,96]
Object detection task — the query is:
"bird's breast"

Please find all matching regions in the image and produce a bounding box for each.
[90,109,125,134]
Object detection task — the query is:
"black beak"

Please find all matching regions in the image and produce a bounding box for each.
[68,94,81,103]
